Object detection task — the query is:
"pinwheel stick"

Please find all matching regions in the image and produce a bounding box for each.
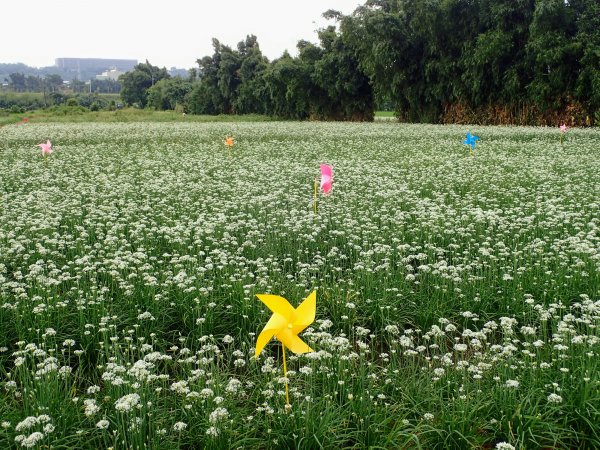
[313,177,318,215]
[282,344,290,407]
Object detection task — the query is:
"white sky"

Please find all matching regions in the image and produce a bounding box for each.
[1,0,361,69]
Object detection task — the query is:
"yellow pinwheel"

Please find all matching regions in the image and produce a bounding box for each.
[255,290,316,407]
[255,290,316,357]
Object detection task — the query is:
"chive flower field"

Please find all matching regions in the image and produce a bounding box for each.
[1,122,599,449]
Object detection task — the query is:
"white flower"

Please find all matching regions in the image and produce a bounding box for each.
[15,431,44,448]
[547,393,563,404]
[225,378,242,394]
[96,419,110,429]
[115,393,141,412]
[454,343,468,352]
[137,311,155,321]
[505,380,519,389]
[495,443,516,450]
[200,388,214,399]
[384,325,399,334]
[84,399,100,416]
[170,380,190,395]
[209,407,229,424]
[299,366,313,375]
[206,426,220,437]
[233,358,246,367]
[87,385,101,394]
[16,417,40,432]
[173,422,187,432]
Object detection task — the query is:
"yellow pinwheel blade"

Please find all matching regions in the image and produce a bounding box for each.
[255,313,287,357]
[293,290,316,333]
[277,328,313,354]
[256,294,295,320]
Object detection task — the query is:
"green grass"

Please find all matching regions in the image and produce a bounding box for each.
[0,113,23,127]
[0,107,276,124]
[0,121,599,449]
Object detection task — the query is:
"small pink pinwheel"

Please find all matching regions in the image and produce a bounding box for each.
[559,124,568,145]
[38,140,53,155]
[320,164,333,194]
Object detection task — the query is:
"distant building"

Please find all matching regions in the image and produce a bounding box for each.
[55,58,137,72]
[96,68,125,81]
[168,67,189,78]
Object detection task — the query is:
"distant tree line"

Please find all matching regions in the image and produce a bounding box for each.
[343,0,599,124]
[0,91,121,114]
[120,30,374,121]
[119,0,599,125]
[3,1,598,124]
[2,72,121,95]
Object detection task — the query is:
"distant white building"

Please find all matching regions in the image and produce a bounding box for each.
[96,68,124,81]
[56,58,136,71]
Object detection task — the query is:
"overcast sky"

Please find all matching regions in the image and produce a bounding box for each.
[1,0,361,69]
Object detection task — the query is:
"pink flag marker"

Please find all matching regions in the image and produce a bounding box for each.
[320,164,333,194]
[38,140,53,155]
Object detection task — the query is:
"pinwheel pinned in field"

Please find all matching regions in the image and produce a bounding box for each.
[255,290,316,408]
[38,139,53,166]
[559,124,568,146]
[314,164,333,214]
[224,136,234,154]
[320,164,333,194]
[463,132,480,158]
[38,139,53,155]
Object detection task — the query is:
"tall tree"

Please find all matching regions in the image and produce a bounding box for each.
[187,40,227,114]
[527,0,579,110]
[572,0,600,115]
[234,35,269,114]
[147,77,193,110]
[44,74,64,93]
[8,73,26,92]
[313,24,374,120]
[119,61,170,107]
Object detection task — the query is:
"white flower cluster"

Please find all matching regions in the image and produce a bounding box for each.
[115,393,141,412]
[14,415,54,448]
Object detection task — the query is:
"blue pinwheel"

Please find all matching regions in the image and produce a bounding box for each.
[463,132,480,149]
[463,132,480,157]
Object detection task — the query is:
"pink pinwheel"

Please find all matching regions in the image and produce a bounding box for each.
[559,124,568,146]
[38,140,53,155]
[320,164,333,194]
